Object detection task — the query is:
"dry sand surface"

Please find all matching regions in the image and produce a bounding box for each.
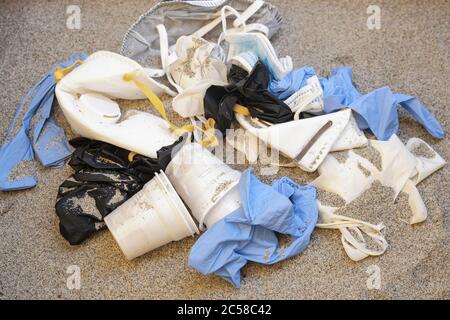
[0,0,449,299]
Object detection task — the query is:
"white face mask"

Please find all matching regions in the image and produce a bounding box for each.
[57,51,176,98]
[55,51,179,158]
[225,31,292,80]
[121,0,283,67]
[284,75,324,118]
[312,135,446,260]
[235,109,368,171]
[168,35,228,91]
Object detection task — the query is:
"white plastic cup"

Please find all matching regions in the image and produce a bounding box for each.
[104,171,199,260]
[165,143,242,230]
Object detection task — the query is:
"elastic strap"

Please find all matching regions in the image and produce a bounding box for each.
[123,71,218,147]
[233,0,264,28]
[192,1,264,38]
[233,103,251,116]
[54,60,83,82]
[221,6,247,35]
[156,24,184,93]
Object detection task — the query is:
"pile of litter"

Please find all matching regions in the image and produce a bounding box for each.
[0,0,446,288]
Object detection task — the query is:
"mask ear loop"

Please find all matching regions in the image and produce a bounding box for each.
[232,0,264,28]
[156,24,184,94]
[221,5,247,36]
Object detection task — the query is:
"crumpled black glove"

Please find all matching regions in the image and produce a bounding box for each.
[205,60,293,133]
[55,136,185,245]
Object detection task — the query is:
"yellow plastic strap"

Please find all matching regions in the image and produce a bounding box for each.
[196,118,219,147]
[124,71,219,147]
[233,104,251,116]
[54,60,83,82]
[128,151,137,162]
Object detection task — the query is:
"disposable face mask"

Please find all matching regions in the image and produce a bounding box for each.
[406,138,446,185]
[312,135,446,260]
[57,51,175,98]
[167,35,228,91]
[55,51,179,158]
[316,202,388,262]
[284,75,324,118]
[225,31,292,80]
[235,109,368,172]
[172,79,228,118]
[312,136,430,223]
[55,137,181,245]
[121,0,283,67]
[370,135,445,224]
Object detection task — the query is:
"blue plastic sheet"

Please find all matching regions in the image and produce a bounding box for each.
[189,169,318,288]
[0,54,86,191]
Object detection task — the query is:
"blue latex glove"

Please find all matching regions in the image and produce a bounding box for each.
[189,169,318,288]
[320,67,362,109]
[268,66,316,100]
[322,69,445,140]
[269,65,444,140]
[0,54,87,191]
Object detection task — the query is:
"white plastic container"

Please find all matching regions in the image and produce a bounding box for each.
[165,143,241,230]
[104,171,199,260]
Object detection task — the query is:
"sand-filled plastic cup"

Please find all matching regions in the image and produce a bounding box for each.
[104,170,199,260]
[165,143,241,230]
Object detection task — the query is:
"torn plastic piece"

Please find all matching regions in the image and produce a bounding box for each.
[189,169,318,288]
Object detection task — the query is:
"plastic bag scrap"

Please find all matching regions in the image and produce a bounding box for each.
[189,169,318,287]
[0,54,86,192]
[312,135,446,261]
[55,136,184,245]
[204,60,293,133]
[269,66,444,140]
[121,0,283,66]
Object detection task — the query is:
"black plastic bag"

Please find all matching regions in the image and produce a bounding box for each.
[55,136,185,245]
[205,61,293,133]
